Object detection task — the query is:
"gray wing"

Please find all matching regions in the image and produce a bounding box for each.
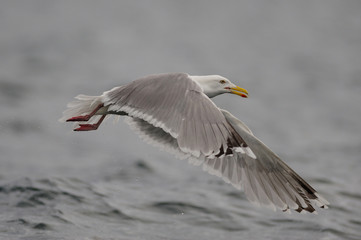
[215,110,329,213]
[102,73,253,159]
[123,112,329,213]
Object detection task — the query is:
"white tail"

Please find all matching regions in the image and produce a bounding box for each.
[59,94,103,123]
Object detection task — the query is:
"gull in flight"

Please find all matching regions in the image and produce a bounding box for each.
[60,73,329,213]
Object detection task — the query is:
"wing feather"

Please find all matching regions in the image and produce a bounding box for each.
[221,109,329,212]
[123,107,329,213]
[102,73,248,159]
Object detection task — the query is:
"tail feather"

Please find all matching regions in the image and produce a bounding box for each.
[59,94,103,122]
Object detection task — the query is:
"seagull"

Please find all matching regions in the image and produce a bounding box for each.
[60,73,329,213]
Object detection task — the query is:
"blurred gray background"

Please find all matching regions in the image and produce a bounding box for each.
[0,1,360,240]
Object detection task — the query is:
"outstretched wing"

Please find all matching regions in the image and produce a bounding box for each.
[214,110,329,213]
[122,110,329,213]
[102,73,254,159]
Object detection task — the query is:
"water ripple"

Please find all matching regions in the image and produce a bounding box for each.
[338,191,361,200]
[150,201,211,215]
[0,179,85,208]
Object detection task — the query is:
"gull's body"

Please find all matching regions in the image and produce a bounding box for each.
[60,73,329,213]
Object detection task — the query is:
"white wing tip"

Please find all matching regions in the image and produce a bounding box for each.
[244,147,257,159]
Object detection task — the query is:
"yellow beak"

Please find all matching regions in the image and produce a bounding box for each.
[230,86,248,98]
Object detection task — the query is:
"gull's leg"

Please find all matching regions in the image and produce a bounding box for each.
[74,115,106,131]
[66,104,104,122]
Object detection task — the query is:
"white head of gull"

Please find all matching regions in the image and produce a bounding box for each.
[189,75,248,98]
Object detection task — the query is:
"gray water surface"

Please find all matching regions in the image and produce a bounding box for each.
[1,1,361,239]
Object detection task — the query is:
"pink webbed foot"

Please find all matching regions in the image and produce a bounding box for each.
[73,115,106,131]
[74,124,99,131]
[67,115,92,122]
[66,104,104,122]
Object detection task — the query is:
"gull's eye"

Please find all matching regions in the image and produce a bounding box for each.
[219,80,226,84]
